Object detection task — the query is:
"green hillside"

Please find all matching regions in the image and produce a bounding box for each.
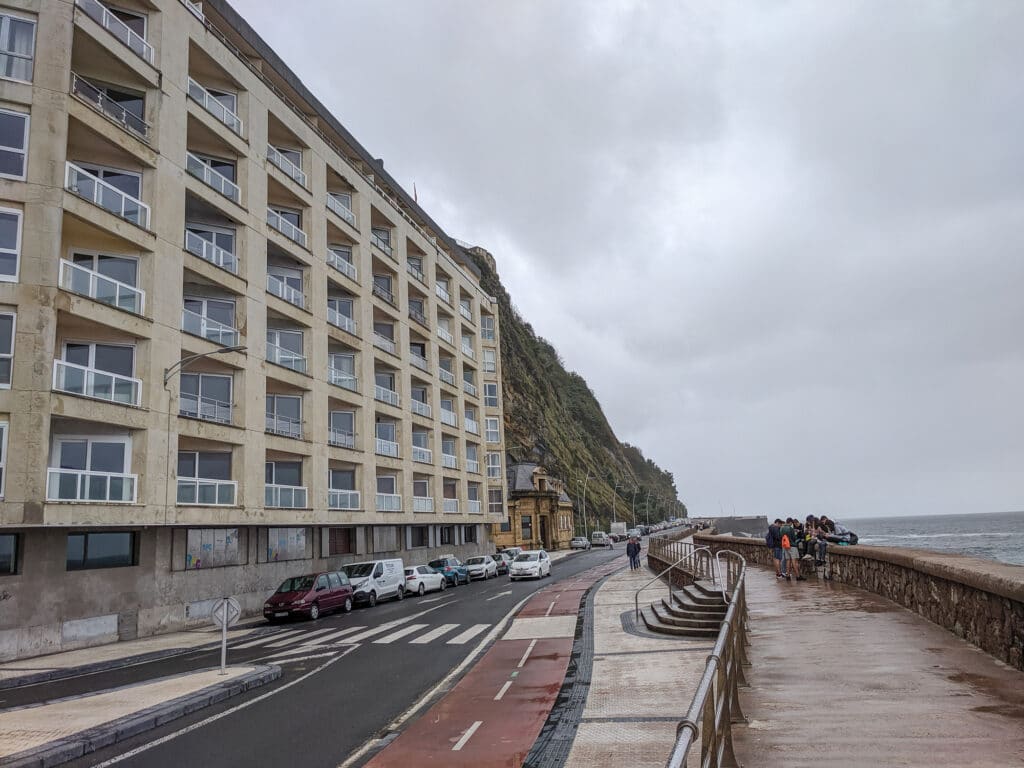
[464,246,685,531]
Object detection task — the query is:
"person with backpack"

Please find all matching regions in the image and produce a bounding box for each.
[766,519,788,580]
[780,518,804,581]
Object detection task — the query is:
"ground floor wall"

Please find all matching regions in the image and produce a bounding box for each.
[0,522,492,662]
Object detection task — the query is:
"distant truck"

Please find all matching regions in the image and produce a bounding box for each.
[610,522,627,539]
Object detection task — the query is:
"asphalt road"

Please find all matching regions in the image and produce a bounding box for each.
[44,546,625,768]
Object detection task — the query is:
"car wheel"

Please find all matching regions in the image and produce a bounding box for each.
[309,603,320,621]
[440,578,447,591]
[368,591,377,608]
[418,583,426,596]
[396,586,405,601]
[343,597,353,613]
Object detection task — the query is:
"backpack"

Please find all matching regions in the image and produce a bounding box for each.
[781,534,791,550]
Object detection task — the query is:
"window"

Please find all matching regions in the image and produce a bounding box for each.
[521,515,533,540]
[177,451,231,504]
[372,525,399,552]
[184,296,234,328]
[489,489,504,516]
[0,420,6,496]
[484,383,498,408]
[376,475,396,494]
[485,418,500,443]
[463,525,478,544]
[481,316,495,341]
[205,86,237,114]
[412,430,429,448]
[109,7,147,38]
[329,469,354,493]
[375,421,396,442]
[66,531,136,570]
[0,109,28,179]
[329,244,353,263]
[331,191,352,211]
[328,527,354,555]
[186,223,236,267]
[374,371,395,391]
[483,349,497,373]
[466,444,479,463]
[267,328,303,356]
[270,205,301,228]
[441,436,456,456]
[267,527,306,561]
[191,153,236,183]
[371,226,391,248]
[63,341,134,377]
[500,520,511,532]
[276,145,302,167]
[0,208,21,280]
[70,250,139,289]
[0,12,35,82]
[75,163,141,199]
[410,526,428,548]
[486,453,501,479]
[440,525,453,545]
[408,255,423,274]
[50,436,132,501]
[413,478,429,497]
[329,411,354,443]
[467,484,480,501]
[328,296,353,319]
[266,395,302,438]
[185,528,240,569]
[411,385,428,404]
[373,321,394,340]
[0,312,13,386]
[265,460,302,486]
[180,373,232,423]
[0,531,14,573]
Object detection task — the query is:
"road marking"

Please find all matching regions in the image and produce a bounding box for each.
[265,627,336,648]
[452,720,483,751]
[343,602,454,644]
[494,681,513,701]
[517,638,538,668]
[409,623,459,644]
[446,623,489,645]
[486,590,512,601]
[545,601,556,616]
[233,629,302,649]
[261,651,337,664]
[301,626,366,645]
[419,596,445,604]
[374,623,429,644]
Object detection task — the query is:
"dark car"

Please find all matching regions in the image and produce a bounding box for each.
[263,571,354,622]
[428,555,470,586]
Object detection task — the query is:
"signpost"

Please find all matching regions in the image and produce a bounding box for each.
[211,596,241,675]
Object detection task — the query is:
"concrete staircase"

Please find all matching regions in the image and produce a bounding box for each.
[640,580,727,638]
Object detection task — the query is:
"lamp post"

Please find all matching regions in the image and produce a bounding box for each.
[613,481,624,525]
[645,489,652,526]
[581,470,591,538]
[632,486,639,525]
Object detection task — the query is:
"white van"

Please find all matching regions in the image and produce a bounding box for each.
[591,531,611,547]
[341,559,405,607]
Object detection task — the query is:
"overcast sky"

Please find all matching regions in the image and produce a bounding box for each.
[245,1,1023,520]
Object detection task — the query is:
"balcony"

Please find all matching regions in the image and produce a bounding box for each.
[267,208,308,249]
[437,327,454,345]
[326,250,357,281]
[407,263,426,285]
[76,0,154,64]
[463,380,478,397]
[71,73,150,141]
[186,153,240,204]
[370,231,393,258]
[413,496,434,513]
[182,308,239,346]
[327,306,357,335]
[465,418,480,435]
[266,273,305,309]
[467,460,480,474]
[375,438,399,458]
[184,230,238,274]
[461,343,476,360]
[409,307,429,329]
[187,77,243,136]
[439,368,456,387]
[443,498,459,514]
[328,366,357,391]
[266,341,306,373]
[53,359,141,407]
[266,483,307,509]
[266,412,302,439]
[376,493,402,512]
[65,162,150,229]
[179,391,232,424]
[328,427,355,449]
[460,305,474,323]
[267,144,307,188]
[59,259,144,315]
[440,409,458,428]
[441,453,458,469]
[327,193,356,227]
[411,399,432,419]
[488,465,502,480]
[412,445,433,464]
[372,333,396,355]
[177,478,237,506]
[46,467,137,503]
[468,499,482,514]
[329,489,360,510]
[374,385,400,407]
[435,284,451,305]
[410,353,429,373]
[372,282,395,306]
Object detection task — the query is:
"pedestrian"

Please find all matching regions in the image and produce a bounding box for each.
[766,519,788,580]
[626,536,642,570]
[780,518,804,581]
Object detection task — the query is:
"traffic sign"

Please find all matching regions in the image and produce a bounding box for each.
[211,597,241,629]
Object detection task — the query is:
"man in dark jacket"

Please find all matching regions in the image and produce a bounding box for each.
[626,537,641,570]
[766,519,787,580]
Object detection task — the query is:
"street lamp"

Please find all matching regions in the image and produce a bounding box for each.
[631,486,639,525]
[645,489,652,526]
[612,481,624,525]
[581,470,591,538]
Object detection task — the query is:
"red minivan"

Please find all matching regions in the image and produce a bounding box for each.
[263,571,354,622]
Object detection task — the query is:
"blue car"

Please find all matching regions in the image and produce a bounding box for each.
[428,555,469,586]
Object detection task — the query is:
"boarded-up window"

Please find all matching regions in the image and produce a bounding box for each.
[372,525,398,553]
[328,527,353,556]
[267,527,306,562]
[186,528,241,569]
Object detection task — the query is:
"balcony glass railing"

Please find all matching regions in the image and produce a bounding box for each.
[468,499,482,514]
[375,385,400,407]
[437,327,454,345]
[463,380,478,397]
[409,307,429,328]
[411,399,432,418]
[327,193,356,227]
[267,208,308,248]
[441,453,458,469]
[265,483,307,509]
[372,282,395,305]
[460,304,474,323]
[179,391,232,424]
[465,418,480,435]
[177,478,237,506]
[328,367,358,391]
[439,368,456,386]
[187,77,243,136]
[184,230,238,273]
[53,359,141,406]
[443,498,459,513]
[266,340,306,373]
[406,263,426,285]
[266,412,302,439]
[370,231,393,258]
[47,467,137,503]
[410,353,429,372]
[326,249,357,281]
[372,333,396,355]
[187,152,240,204]
[65,162,150,228]
[76,0,154,63]
[71,73,150,140]
[435,284,451,304]
[467,460,480,474]
[267,144,307,187]
[461,343,476,360]
[376,493,402,512]
[182,308,239,346]
[328,428,355,449]
[327,306,357,335]
[59,259,144,315]
[413,496,434,513]
[266,273,305,308]
[375,437,399,457]
[329,489,360,510]
[412,445,433,463]
[440,409,458,427]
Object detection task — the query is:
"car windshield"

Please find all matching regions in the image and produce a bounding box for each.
[341,563,374,578]
[515,553,539,562]
[428,559,451,569]
[276,575,315,593]
[466,557,485,565]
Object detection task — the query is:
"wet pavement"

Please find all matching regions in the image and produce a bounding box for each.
[734,565,1024,767]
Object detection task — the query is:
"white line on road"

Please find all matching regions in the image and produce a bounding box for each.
[517,639,538,668]
[409,623,459,644]
[301,626,366,645]
[342,602,455,644]
[373,624,429,644]
[446,624,489,645]
[260,651,337,664]
[486,590,512,601]
[419,596,446,604]
[494,681,513,701]
[265,627,336,648]
[545,601,556,617]
[233,629,302,649]
[452,720,483,751]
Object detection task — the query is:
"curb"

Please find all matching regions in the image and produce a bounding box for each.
[0,664,281,768]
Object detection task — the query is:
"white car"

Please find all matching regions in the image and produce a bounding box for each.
[404,565,447,595]
[465,555,498,580]
[510,550,551,580]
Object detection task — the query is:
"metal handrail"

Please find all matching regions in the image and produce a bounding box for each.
[635,545,711,621]
[714,550,746,602]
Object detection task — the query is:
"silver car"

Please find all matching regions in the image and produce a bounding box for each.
[465,555,498,580]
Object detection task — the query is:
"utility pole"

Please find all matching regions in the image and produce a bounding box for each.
[632,486,639,525]
[581,470,591,538]
[612,481,623,524]
[645,489,652,526]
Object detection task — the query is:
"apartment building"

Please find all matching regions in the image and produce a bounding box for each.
[0,0,508,660]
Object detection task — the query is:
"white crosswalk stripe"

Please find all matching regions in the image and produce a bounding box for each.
[446,624,490,645]
[373,623,429,644]
[301,626,367,645]
[233,629,303,649]
[232,621,493,650]
[409,623,460,644]
[265,627,337,648]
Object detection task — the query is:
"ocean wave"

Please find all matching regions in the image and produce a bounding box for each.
[859,532,1018,540]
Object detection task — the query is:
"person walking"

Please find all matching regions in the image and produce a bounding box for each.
[626,536,640,570]
[780,518,804,581]
[767,519,787,579]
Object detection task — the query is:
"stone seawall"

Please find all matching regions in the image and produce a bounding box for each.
[694,533,1024,671]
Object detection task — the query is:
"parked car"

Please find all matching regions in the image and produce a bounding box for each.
[570,536,591,550]
[591,531,612,547]
[341,559,405,607]
[465,555,498,580]
[627,529,642,540]
[404,565,447,595]
[493,552,512,575]
[510,550,551,580]
[263,571,354,622]
[500,546,523,560]
[428,555,470,586]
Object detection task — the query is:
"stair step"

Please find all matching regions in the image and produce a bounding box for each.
[680,584,725,607]
[691,580,725,599]
[641,606,720,638]
[671,590,727,613]
[660,598,726,622]
[652,602,721,629]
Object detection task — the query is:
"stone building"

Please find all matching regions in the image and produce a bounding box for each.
[0,0,509,660]
[492,463,575,551]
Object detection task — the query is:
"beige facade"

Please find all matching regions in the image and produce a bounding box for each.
[492,464,575,552]
[0,0,508,660]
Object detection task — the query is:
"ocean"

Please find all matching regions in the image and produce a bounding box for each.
[846,510,1024,566]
